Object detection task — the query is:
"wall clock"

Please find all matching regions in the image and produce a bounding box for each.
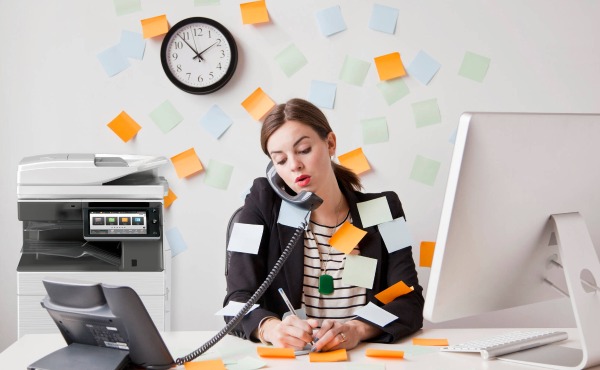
[160,17,238,94]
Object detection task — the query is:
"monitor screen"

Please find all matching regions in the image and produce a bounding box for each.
[424,112,600,323]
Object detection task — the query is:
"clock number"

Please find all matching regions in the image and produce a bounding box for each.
[177,65,182,72]
[186,73,191,80]
[216,63,222,70]
[174,41,183,49]
[220,50,225,58]
[180,31,190,40]
[216,38,222,47]
[209,72,214,80]
[208,30,212,38]
[193,27,203,37]
[198,75,203,83]
[172,53,178,60]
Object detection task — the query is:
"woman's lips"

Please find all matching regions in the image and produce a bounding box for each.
[295,175,311,187]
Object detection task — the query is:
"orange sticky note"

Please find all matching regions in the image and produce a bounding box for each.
[107,111,141,142]
[374,52,406,81]
[375,280,414,304]
[309,348,347,362]
[329,221,367,254]
[240,1,270,24]
[141,14,169,39]
[338,148,371,175]
[412,338,449,346]
[164,188,177,208]
[365,348,405,358]
[241,87,275,121]
[419,241,435,267]
[171,148,204,179]
[184,358,226,370]
[256,346,295,358]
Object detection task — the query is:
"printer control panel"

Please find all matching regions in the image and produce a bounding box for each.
[83,202,161,240]
[89,211,147,235]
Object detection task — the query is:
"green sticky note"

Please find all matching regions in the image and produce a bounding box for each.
[342,254,377,289]
[362,117,388,145]
[340,55,370,86]
[150,100,183,133]
[204,159,234,190]
[377,78,409,105]
[357,196,393,228]
[195,0,219,5]
[410,155,441,186]
[458,51,491,82]
[411,98,441,128]
[275,44,308,77]
[113,0,141,16]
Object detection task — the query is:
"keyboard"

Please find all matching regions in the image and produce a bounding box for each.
[441,330,568,360]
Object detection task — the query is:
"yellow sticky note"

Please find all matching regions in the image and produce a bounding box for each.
[329,221,367,254]
[338,148,371,175]
[412,338,449,346]
[374,52,406,81]
[309,348,347,362]
[365,348,405,359]
[141,14,169,39]
[164,188,177,208]
[256,346,295,358]
[419,241,435,267]
[375,280,414,304]
[241,87,275,121]
[184,358,226,370]
[171,148,204,179]
[240,1,269,24]
[107,111,141,142]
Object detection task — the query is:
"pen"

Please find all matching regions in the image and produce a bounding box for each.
[278,288,315,346]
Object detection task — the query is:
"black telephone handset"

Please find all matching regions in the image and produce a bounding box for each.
[266,161,323,211]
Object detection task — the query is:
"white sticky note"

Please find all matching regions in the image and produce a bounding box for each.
[378,217,414,253]
[353,302,398,327]
[215,301,259,316]
[315,5,347,37]
[277,200,310,228]
[342,254,377,289]
[166,227,187,257]
[357,197,393,228]
[227,223,263,254]
[226,356,267,370]
[200,105,233,139]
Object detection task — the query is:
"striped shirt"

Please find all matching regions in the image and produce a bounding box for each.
[302,212,367,327]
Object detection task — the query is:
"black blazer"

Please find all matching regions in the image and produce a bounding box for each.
[224,177,424,343]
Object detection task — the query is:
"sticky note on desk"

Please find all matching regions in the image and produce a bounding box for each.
[171,148,204,178]
[315,5,346,37]
[374,52,406,81]
[309,348,347,362]
[227,223,263,254]
[356,196,392,228]
[240,1,269,24]
[365,348,404,358]
[342,254,377,289]
[107,111,141,142]
[184,358,226,370]
[338,148,370,175]
[141,14,169,39]
[329,221,367,254]
[375,280,414,304]
[256,347,295,358]
[226,356,266,370]
[353,302,398,327]
[241,87,275,121]
[346,364,385,370]
[412,338,449,346]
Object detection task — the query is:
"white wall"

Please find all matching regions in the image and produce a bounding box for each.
[1,0,599,352]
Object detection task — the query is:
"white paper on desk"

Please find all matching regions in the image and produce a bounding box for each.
[226,356,266,370]
[378,217,414,253]
[277,200,310,228]
[227,223,263,254]
[215,301,259,316]
[353,302,398,327]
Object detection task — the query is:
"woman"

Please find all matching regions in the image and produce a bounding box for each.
[224,98,423,352]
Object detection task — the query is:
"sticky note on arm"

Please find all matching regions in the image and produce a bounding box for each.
[375,280,414,304]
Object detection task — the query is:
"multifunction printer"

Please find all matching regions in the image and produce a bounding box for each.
[16,154,171,336]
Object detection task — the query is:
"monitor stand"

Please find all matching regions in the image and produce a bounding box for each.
[498,212,600,369]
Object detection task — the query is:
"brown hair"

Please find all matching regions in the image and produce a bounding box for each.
[261,98,362,191]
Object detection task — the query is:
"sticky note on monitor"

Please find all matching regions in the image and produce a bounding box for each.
[458,51,491,82]
[419,241,435,267]
[241,87,275,121]
[199,105,232,140]
[204,159,234,190]
[329,222,367,254]
[164,188,177,208]
[338,148,370,175]
[375,280,414,304]
[141,14,169,39]
[357,196,393,228]
[353,302,398,327]
[107,111,141,142]
[378,217,414,253]
[342,254,377,289]
[240,1,269,24]
[150,100,183,133]
[275,44,307,77]
[227,223,263,254]
[315,5,346,37]
[171,148,203,178]
[374,52,406,81]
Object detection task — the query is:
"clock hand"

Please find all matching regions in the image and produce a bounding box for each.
[177,34,204,62]
[193,41,218,60]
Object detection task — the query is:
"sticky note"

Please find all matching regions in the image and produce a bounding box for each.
[107,111,141,142]
[171,148,204,178]
[215,301,259,316]
[353,302,398,327]
[377,79,409,106]
[275,44,307,77]
[419,241,435,267]
[256,347,295,358]
[118,30,145,60]
[458,51,491,82]
[241,87,275,121]
[113,0,141,16]
[361,117,388,145]
[315,5,346,37]
[411,98,441,128]
[342,254,377,289]
[412,338,449,346]
[97,45,130,77]
[277,200,310,228]
[378,217,414,253]
[338,148,370,175]
[393,344,440,356]
[166,227,187,257]
[141,14,169,39]
[227,223,263,254]
[225,356,266,370]
[150,100,183,133]
[329,222,367,254]
[375,280,414,304]
[199,105,233,140]
[410,155,440,186]
[357,197,393,228]
[195,0,219,5]
[309,348,347,362]
[374,52,406,81]
[164,188,177,208]
[407,50,441,85]
[204,159,234,189]
[184,358,226,370]
[365,348,404,358]
[340,56,370,86]
[240,1,269,24]
[308,80,337,109]
[369,4,399,34]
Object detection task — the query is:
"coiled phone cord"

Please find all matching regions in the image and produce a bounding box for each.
[175,217,309,365]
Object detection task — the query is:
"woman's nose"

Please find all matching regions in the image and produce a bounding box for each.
[288,155,303,171]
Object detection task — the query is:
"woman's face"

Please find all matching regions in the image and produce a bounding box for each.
[266,120,336,196]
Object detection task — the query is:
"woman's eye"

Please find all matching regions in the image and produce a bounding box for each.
[299,147,311,155]
[275,158,287,165]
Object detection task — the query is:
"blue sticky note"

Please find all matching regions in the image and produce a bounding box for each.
[166,227,187,257]
[315,5,347,37]
[369,4,399,34]
[199,105,233,139]
[407,50,441,85]
[118,30,145,60]
[277,200,310,228]
[97,45,130,77]
[378,217,414,253]
[449,128,458,144]
[308,80,337,109]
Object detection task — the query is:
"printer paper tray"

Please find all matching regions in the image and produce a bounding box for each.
[22,241,121,266]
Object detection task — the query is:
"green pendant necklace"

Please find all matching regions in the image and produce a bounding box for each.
[318,196,344,295]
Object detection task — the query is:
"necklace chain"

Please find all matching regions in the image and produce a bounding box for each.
[320,194,345,274]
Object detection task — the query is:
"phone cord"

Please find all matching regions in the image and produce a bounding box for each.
[175,219,308,365]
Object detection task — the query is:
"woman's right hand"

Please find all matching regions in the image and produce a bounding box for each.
[263,316,318,349]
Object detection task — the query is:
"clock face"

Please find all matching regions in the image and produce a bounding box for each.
[160,18,238,94]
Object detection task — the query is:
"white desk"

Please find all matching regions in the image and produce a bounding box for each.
[1,328,596,369]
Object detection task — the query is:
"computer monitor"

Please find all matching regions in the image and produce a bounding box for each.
[424,112,600,369]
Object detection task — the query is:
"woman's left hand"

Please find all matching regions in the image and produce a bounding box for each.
[311,319,366,352]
